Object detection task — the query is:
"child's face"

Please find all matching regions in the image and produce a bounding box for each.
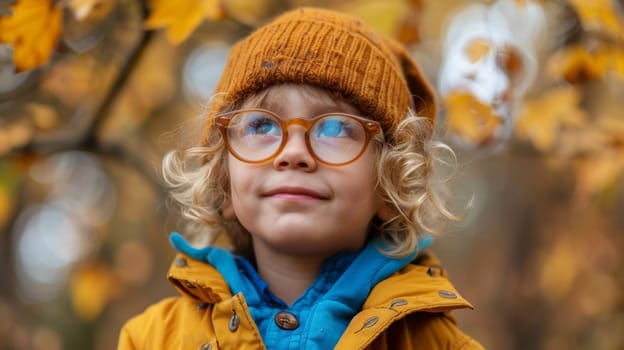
[225,84,383,258]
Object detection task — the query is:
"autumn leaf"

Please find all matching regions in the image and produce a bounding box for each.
[70,262,117,320]
[145,0,224,44]
[546,44,624,83]
[546,45,606,83]
[0,0,62,72]
[515,86,586,151]
[568,0,624,39]
[443,91,503,146]
[598,46,624,82]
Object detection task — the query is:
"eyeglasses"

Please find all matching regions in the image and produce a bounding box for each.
[215,109,383,166]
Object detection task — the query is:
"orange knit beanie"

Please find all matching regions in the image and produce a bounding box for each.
[203,7,436,143]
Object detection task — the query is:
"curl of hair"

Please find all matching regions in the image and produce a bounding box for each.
[375,109,462,258]
[162,110,251,255]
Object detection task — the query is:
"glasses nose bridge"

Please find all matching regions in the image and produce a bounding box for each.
[282,117,314,133]
[279,117,314,151]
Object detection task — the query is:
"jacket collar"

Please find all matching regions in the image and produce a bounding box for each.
[167,249,472,313]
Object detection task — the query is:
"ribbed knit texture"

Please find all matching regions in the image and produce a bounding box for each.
[202,7,436,144]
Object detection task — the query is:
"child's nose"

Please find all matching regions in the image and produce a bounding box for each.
[272,127,317,171]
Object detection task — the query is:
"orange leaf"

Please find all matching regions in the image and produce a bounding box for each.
[145,0,224,44]
[568,0,624,39]
[599,46,624,82]
[443,91,503,145]
[546,45,607,83]
[0,0,62,72]
[515,86,586,151]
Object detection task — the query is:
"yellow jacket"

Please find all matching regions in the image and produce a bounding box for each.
[118,252,484,349]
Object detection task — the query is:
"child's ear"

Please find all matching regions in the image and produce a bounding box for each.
[376,203,396,222]
[375,201,396,222]
[222,199,236,220]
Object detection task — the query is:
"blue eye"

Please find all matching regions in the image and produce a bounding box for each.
[244,115,280,136]
[316,118,349,138]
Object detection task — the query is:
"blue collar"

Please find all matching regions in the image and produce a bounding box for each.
[170,233,431,349]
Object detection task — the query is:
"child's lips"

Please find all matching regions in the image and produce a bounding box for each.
[263,186,328,201]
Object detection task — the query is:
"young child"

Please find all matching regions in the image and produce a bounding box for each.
[118,7,484,350]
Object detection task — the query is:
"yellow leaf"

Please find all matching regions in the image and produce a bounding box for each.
[443,91,502,145]
[0,0,62,72]
[70,262,116,320]
[599,46,624,82]
[145,0,224,44]
[515,86,586,151]
[546,45,607,83]
[568,0,624,39]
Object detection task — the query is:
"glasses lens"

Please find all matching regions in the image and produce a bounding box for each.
[310,115,367,164]
[227,111,283,162]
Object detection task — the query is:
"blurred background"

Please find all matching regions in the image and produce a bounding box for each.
[0,0,622,349]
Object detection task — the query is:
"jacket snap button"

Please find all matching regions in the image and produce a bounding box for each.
[389,299,408,308]
[229,312,240,332]
[175,257,188,267]
[198,343,212,350]
[274,311,299,330]
[355,316,379,333]
[438,290,458,299]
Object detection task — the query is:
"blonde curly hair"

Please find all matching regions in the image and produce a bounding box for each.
[162,86,460,259]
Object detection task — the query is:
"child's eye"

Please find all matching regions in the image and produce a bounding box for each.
[315,117,352,138]
[242,114,281,136]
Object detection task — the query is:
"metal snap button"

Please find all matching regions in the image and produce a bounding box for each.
[175,257,188,267]
[229,312,240,332]
[427,265,444,277]
[438,290,458,299]
[274,311,299,330]
[389,299,408,308]
[355,316,379,333]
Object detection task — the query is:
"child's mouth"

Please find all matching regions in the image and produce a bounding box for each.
[263,186,328,201]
